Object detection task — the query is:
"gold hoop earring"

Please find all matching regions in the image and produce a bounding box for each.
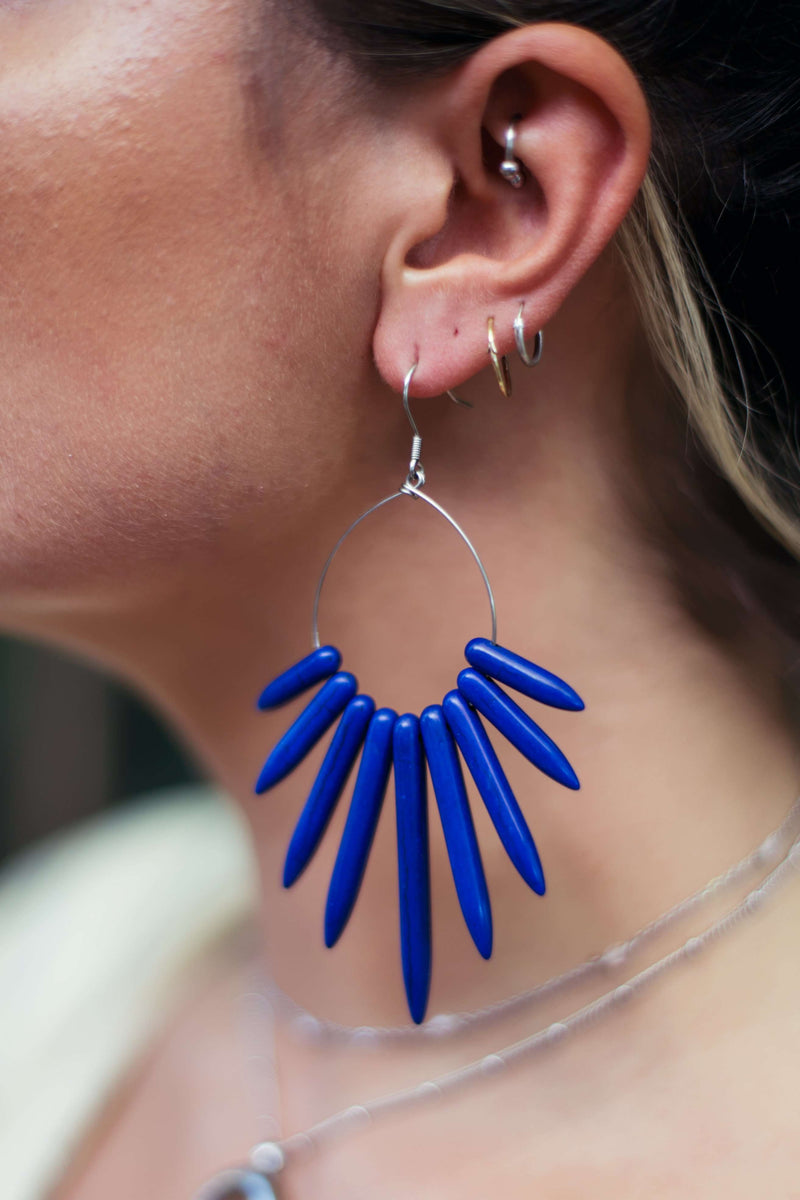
[487,316,513,397]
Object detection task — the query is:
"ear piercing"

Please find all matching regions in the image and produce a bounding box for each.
[498,115,525,188]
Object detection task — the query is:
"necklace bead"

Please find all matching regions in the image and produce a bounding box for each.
[196,796,800,1198]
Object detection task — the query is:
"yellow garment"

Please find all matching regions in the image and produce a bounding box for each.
[0,788,258,1200]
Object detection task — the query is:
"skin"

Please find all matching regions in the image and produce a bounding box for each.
[2,2,800,1197]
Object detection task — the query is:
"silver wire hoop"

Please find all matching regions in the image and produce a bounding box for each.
[311,488,497,650]
[513,303,543,367]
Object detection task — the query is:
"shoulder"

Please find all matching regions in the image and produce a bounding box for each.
[0,786,258,1200]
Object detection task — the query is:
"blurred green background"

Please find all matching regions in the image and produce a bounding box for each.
[0,636,200,863]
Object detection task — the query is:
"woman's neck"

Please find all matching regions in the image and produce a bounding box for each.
[5,271,800,1191]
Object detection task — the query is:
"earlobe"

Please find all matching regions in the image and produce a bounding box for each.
[373,23,651,397]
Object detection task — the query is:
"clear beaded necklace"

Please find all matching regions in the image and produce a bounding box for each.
[196,793,800,1199]
[265,791,800,1047]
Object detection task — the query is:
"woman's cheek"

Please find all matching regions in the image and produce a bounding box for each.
[0,0,292,590]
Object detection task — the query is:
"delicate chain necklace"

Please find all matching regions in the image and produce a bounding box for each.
[264,792,800,1047]
[196,795,800,1199]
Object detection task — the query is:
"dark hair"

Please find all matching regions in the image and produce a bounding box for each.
[296,0,800,665]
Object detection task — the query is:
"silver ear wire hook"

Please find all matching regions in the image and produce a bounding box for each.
[402,363,425,487]
[499,115,525,188]
[513,302,544,367]
[402,362,472,490]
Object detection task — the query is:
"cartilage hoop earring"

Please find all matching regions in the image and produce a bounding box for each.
[253,358,584,1025]
[514,302,544,367]
[499,115,525,188]
[487,316,513,397]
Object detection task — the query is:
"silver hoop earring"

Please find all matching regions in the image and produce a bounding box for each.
[498,115,525,188]
[513,303,543,367]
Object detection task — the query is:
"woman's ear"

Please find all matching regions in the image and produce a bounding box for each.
[373,23,651,396]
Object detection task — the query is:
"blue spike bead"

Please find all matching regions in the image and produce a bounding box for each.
[255,671,357,794]
[420,705,492,960]
[283,694,375,887]
[465,638,584,711]
[457,669,580,790]
[442,690,545,895]
[325,708,397,948]
[257,645,342,710]
[393,714,432,1025]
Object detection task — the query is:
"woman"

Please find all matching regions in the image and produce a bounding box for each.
[1,0,799,1196]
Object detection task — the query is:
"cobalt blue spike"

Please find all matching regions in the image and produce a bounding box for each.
[420,705,492,960]
[255,672,357,794]
[325,708,397,948]
[457,669,580,791]
[393,714,432,1025]
[442,690,545,895]
[283,694,375,888]
[257,645,342,710]
[465,637,584,712]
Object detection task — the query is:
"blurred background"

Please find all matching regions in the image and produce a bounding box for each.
[0,635,200,864]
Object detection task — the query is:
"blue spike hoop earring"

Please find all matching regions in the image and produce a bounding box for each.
[255,346,584,1025]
